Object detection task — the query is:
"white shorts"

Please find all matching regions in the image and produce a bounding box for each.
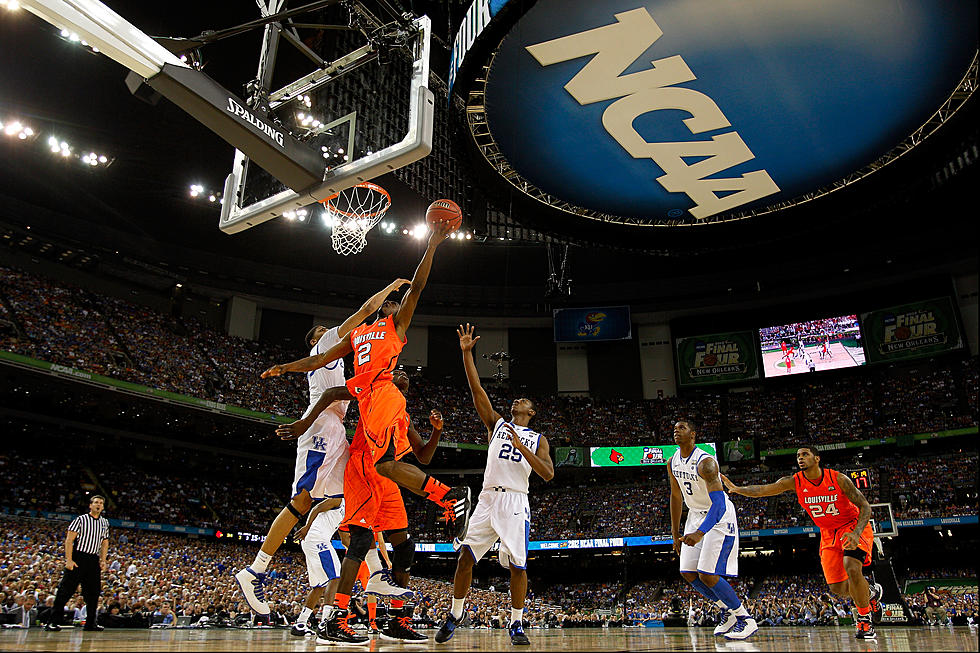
[679,506,739,578]
[458,489,530,569]
[291,409,349,500]
[301,502,345,587]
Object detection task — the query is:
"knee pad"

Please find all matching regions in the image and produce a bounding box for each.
[346,526,373,563]
[391,536,415,574]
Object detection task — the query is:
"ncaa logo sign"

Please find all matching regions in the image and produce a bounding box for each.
[483,0,976,222]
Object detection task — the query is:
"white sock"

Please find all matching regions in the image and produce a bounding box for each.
[715,600,727,609]
[321,605,335,621]
[365,548,383,575]
[511,608,523,625]
[451,598,465,620]
[298,607,313,624]
[251,550,272,573]
[733,604,750,617]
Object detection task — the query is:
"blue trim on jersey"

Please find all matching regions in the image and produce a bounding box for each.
[294,450,327,494]
[318,549,339,581]
[714,535,737,575]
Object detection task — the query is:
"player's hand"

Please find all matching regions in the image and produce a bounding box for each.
[428,220,454,245]
[65,560,77,570]
[672,536,683,555]
[681,531,705,547]
[389,278,411,291]
[261,364,285,378]
[841,530,860,550]
[457,323,481,351]
[276,419,311,440]
[294,523,312,542]
[429,410,444,430]
[720,474,739,494]
[504,424,526,453]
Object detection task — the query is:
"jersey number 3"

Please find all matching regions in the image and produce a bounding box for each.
[498,443,523,463]
[356,342,372,366]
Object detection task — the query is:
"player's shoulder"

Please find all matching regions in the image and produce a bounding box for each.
[316,325,341,349]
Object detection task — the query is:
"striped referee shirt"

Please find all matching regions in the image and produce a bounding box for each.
[68,514,109,555]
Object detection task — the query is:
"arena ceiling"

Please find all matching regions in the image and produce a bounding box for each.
[0,1,977,307]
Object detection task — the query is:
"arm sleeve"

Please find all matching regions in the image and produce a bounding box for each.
[695,490,727,534]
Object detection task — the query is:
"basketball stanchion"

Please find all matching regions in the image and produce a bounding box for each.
[319,182,391,256]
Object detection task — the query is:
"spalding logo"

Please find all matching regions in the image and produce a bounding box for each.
[525,8,778,219]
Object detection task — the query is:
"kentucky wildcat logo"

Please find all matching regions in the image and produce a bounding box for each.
[225,97,285,148]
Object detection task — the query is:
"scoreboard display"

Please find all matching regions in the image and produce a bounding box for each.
[848,468,873,490]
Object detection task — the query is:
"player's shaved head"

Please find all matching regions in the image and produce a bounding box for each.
[306,325,327,346]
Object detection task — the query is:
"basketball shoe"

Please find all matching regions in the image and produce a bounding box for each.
[856,616,877,640]
[364,568,415,600]
[723,616,758,641]
[289,614,316,637]
[713,609,738,636]
[869,582,884,624]
[233,567,270,615]
[442,487,471,542]
[509,620,530,645]
[381,606,427,642]
[317,611,370,646]
[435,613,460,643]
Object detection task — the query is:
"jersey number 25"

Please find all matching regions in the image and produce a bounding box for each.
[498,443,523,463]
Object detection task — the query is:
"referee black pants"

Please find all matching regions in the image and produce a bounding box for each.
[50,552,101,624]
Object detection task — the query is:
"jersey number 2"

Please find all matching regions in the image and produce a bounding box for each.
[498,443,523,463]
[356,342,372,366]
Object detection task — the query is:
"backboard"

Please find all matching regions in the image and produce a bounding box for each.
[218,1,434,234]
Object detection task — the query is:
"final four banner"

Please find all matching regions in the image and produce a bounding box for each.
[553,306,632,342]
[676,331,759,387]
[860,297,964,364]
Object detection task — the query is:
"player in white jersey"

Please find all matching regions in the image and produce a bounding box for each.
[289,496,344,636]
[669,418,757,640]
[235,278,409,616]
[436,324,554,647]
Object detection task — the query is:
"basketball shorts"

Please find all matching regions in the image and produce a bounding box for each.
[819,522,874,585]
[458,489,530,570]
[301,501,345,588]
[291,409,349,500]
[680,505,739,578]
[345,379,410,462]
[341,451,408,532]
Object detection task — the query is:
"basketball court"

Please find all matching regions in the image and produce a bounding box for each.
[4,626,977,652]
[761,343,865,376]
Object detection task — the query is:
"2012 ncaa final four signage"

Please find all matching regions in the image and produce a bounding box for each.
[860,297,965,364]
[676,331,759,387]
[451,0,976,227]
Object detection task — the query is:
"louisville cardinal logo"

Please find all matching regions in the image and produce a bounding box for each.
[610,449,625,464]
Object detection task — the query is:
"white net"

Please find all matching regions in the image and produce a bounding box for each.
[321,182,391,255]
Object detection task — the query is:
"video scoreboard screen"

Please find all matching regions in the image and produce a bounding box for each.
[759,314,866,378]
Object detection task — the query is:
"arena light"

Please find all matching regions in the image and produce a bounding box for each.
[1,0,21,11]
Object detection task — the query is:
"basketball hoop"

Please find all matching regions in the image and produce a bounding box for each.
[320,182,391,255]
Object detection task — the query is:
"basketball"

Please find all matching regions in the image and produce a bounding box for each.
[426,199,462,232]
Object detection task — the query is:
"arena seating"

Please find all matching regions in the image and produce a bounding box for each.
[1,265,975,451]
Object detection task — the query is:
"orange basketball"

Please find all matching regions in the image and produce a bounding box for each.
[426,199,462,232]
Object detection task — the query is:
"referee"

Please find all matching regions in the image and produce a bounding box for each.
[44,495,109,632]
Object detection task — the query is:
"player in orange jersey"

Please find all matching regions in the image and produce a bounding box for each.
[722,444,883,640]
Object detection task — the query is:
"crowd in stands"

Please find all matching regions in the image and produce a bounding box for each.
[2,514,976,632]
[2,264,976,451]
[759,316,860,349]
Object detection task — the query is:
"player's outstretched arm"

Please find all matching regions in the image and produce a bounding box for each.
[457,323,502,432]
[393,223,453,339]
[261,339,354,378]
[837,472,872,549]
[407,410,443,465]
[275,385,355,440]
[337,278,411,340]
[294,497,343,541]
[668,471,684,555]
[722,473,794,497]
[506,427,554,481]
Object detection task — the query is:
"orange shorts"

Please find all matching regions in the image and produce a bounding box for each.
[346,378,411,462]
[819,522,874,585]
[341,450,407,533]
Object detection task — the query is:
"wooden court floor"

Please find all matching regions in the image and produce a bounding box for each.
[2,625,977,652]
